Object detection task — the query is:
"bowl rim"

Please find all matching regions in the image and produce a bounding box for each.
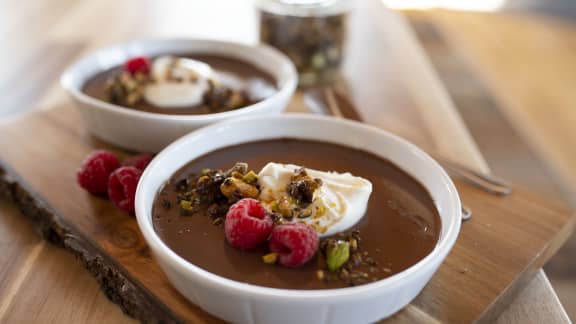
[135,114,461,299]
[60,38,298,122]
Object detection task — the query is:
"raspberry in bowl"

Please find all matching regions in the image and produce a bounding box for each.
[135,115,462,323]
[60,39,297,152]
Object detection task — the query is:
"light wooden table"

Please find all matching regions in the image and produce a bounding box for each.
[0,0,569,322]
[406,10,576,321]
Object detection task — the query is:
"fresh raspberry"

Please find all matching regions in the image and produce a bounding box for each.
[269,222,318,267]
[77,150,121,196]
[224,198,273,250]
[124,56,150,75]
[107,166,142,214]
[122,153,154,171]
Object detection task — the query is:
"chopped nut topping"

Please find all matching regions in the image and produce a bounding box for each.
[226,162,248,175]
[262,252,278,264]
[286,167,322,207]
[316,270,325,281]
[316,229,386,287]
[326,240,350,272]
[271,213,285,225]
[180,200,193,212]
[106,71,148,106]
[204,80,254,112]
[220,177,259,201]
[242,170,259,185]
[176,163,260,222]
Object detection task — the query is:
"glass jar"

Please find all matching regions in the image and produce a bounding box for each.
[257,0,350,87]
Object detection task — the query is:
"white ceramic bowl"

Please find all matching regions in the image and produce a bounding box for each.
[60,39,297,152]
[135,115,461,324]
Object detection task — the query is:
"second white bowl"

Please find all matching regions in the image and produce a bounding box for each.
[61,39,297,152]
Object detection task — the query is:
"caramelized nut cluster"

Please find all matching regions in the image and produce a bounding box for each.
[269,168,324,222]
[204,80,253,112]
[106,71,148,106]
[176,162,260,223]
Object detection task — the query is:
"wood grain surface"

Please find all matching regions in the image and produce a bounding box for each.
[404,10,576,207]
[406,10,576,321]
[0,0,573,323]
[0,201,136,323]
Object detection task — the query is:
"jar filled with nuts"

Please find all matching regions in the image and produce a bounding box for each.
[257,0,350,87]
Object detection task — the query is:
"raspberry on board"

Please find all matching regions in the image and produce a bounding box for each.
[76,150,121,196]
[225,198,274,250]
[108,166,142,214]
[269,222,318,267]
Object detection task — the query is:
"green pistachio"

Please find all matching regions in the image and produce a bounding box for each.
[242,170,259,185]
[180,200,193,211]
[326,241,350,272]
[311,53,326,69]
[269,201,279,212]
[201,168,211,175]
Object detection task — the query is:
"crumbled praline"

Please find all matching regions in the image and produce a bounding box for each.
[286,167,322,207]
[203,80,254,112]
[176,162,259,221]
[317,229,385,287]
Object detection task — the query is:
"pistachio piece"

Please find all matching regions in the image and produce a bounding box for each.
[296,206,313,219]
[326,241,350,272]
[314,202,326,218]
[262,252,278,264]
[349,238,358,252]
[201,168,211,175]
[180,200,193,211]
[276,196,293,218]
[311,53,326,69]
[220,177,259,200]
[226,162,248,176]
[269,201,279,212]
[316,269,325,281]
[242,170,259,185]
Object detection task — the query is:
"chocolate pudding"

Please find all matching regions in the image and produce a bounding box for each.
[152,139,441,290]
[82,55,277,115]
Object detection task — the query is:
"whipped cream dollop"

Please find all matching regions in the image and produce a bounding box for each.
[144,56,214,108]
[258,163,373,237]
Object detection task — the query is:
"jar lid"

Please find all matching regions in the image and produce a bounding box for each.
[256,0,351,17]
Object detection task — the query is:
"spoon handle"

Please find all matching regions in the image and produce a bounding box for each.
[432,156,512,196]
[303,87,513,197]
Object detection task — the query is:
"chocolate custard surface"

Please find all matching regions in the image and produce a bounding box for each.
[82,54,276,115]
[152,139,441,290]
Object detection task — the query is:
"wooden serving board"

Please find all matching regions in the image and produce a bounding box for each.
[0,0,573,322]
[0,103,573,323]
